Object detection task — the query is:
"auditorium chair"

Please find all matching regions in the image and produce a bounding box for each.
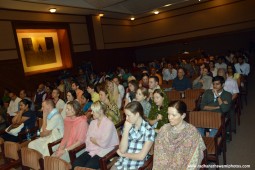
[189,111,226,170]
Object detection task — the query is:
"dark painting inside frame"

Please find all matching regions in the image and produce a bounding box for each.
[22,37,57,67]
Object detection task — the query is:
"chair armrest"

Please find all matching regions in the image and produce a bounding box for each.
[68,143,86,164]
[138,155,153,170]
[48,138,63,155]
[213,126,223,152]
[99,146,119,170]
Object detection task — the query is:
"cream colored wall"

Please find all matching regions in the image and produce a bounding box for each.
[0,9,89,60]
[100,0,255,49]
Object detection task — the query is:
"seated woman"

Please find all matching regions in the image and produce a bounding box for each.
[106,80,121,109]
[99,88,120,125]
[192,67,212,90]
[135,87,151,118]
[80,91,93,119]
[148,89,169,132]
[53,100,88,163]
[153,100,206,169]
[124,80,139,107]
[1,99,36,142]
[61,90,77,119]
[72,101,119,169]
[111,101,155,170]
[227,64,241,87]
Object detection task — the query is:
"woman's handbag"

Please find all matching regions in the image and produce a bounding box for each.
[5,123,24,136]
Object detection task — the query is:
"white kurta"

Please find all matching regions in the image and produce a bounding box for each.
[28,113,64,157]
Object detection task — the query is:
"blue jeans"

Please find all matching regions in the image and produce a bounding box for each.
[197,128,217,137]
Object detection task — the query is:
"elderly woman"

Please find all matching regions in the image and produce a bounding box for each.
[72,101,119,169]
[111,101,155,170]
[153,100,206,169]
[53,100,88,162]
[148,89,169,132]
[1,99,36,142]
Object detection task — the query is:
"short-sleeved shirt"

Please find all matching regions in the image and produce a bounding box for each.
[115,120,155,169]
[22,110,37,130]
[56,99,65,113]
[172,77,192,91]
[46,113,64,141]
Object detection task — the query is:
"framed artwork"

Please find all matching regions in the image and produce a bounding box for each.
[16,29,72,75]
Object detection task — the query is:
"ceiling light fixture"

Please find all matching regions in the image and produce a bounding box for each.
[164,4,172,7]
[130,17,135,21]
[154,11,159,14]
[49,8,56,13]
[99,13,104,17]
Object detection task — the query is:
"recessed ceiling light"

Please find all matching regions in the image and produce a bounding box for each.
[99,13,104,17]
[164,4,172,7]
[154,11,159,15]
[49,8,56,13]
[130,17,135,21]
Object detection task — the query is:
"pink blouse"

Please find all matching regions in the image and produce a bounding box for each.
[59,116,88,149]
[85,116,119,157]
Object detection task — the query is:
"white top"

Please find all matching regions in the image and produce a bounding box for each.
[234,62,250,76]
[224,77,239,95]
[215,63,227,70]
[162,68,171,81]
[7,97,22,116]
[28,112,64,157]
[56,99,65,113]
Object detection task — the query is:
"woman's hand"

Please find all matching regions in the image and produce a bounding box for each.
[157,114,163,121]
[55,149,65,157]
[124,121,132,132]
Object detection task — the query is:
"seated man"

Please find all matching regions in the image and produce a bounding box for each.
[172,68,192,91]
[199,76,232,137]
[28,99,64,157]
[7,91,22,116]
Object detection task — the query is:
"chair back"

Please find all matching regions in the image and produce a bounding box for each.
[189,111,223,129]
[74,167,95,170]
[44,156,71,170]
[4,141,20,160]
[185,89,204,99]
[166,90,180,101]
[180,98,197,112]
[21,147,43,170]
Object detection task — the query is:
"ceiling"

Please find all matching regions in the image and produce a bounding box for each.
[0,0,209,19]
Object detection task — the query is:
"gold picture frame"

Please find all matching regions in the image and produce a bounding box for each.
[16,29,71,75]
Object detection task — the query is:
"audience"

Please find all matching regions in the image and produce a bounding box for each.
[87,84,100,102]
[148,89,169,132]
[61,90,77,119]
[199,76,232,136]
[99,88,120,125]
[52,88,65,113]
[172,68,192,91]
[112,101,155,170]
[124,80,138,107]
[34,83,46,110]
[193,67,212,90]
[19,89,35,111]
[234,55,250,76]
[53,100,88,163]
[135,87,151,118]
[148,76,161,101]
[73,101,119,169]
[1,99,36,142]
[7,91,22,116]
[153,100,206,169]
[28,99,64,157]
[71,81,83,104]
